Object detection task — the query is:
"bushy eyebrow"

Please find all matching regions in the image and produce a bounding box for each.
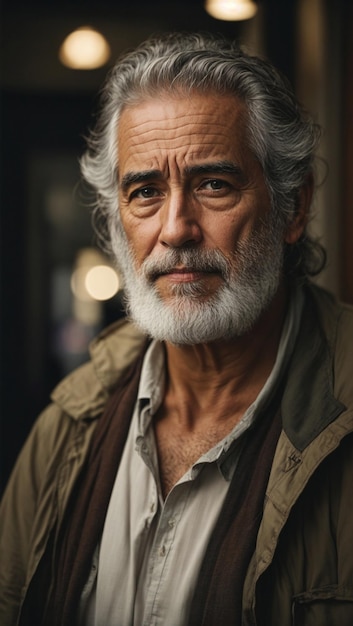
[184,160,245,180]
[119,160,247,193]
[120,169,163,193]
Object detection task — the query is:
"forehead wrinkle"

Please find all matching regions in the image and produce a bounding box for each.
[122,108,235,128]
[118,92,247,143]
[121,138,234,163]
[120,115,235,146]
[122,127,232,149]
[120,138,236,177]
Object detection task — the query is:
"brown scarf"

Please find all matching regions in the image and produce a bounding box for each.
[46,347,147,626]
[188,398,282,626]
[44,347,282,626]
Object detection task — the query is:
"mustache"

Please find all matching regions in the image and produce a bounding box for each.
[141,248,231,282]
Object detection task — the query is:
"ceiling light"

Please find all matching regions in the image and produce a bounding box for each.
[59,26,111,70]
[205,0,257,21]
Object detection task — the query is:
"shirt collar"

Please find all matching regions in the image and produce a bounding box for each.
[136,340,166,435]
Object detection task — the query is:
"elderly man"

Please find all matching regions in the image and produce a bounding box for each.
[1,32,353,626]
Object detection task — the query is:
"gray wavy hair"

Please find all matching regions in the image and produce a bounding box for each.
[81,32,326,278]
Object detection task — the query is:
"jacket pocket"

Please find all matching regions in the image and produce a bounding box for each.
[292,586,353,626]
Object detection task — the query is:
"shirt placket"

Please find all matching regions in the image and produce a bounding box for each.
[141,480,193,626]
[136,415,194,626]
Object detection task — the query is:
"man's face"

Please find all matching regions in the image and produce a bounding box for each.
[114,92,285,344]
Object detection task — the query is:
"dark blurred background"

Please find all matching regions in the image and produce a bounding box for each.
[1,0,352,492]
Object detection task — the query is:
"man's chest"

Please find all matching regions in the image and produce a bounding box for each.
[154,418,238,498]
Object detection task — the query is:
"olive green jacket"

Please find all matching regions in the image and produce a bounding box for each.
[1,284,353,625]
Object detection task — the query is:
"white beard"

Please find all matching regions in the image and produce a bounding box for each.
[110,216,284,345]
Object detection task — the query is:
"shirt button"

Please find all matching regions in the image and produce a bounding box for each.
[159,545,166,557]
[168,518,175,528]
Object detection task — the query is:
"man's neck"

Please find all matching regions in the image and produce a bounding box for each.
[161,283,289,430]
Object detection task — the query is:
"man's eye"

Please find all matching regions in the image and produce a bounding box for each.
[202,179,230,191]
[132,186,159,199]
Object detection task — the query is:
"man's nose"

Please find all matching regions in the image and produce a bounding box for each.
[158,191,202,248]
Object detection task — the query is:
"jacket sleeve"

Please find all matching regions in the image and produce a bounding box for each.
[0,404,86,626]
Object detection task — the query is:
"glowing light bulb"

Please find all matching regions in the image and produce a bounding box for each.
[85,265,120,301]
[59,26,111,70]
[205,0,257,21]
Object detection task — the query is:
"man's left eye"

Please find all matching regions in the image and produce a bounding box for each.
[203,179,229,191]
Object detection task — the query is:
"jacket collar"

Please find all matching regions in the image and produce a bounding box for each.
[51,318,146,420]
[281,284,346,451]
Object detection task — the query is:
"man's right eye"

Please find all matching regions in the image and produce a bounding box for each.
[131,186,159,199]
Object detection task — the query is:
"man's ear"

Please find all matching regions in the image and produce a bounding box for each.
[284,174,314,244]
